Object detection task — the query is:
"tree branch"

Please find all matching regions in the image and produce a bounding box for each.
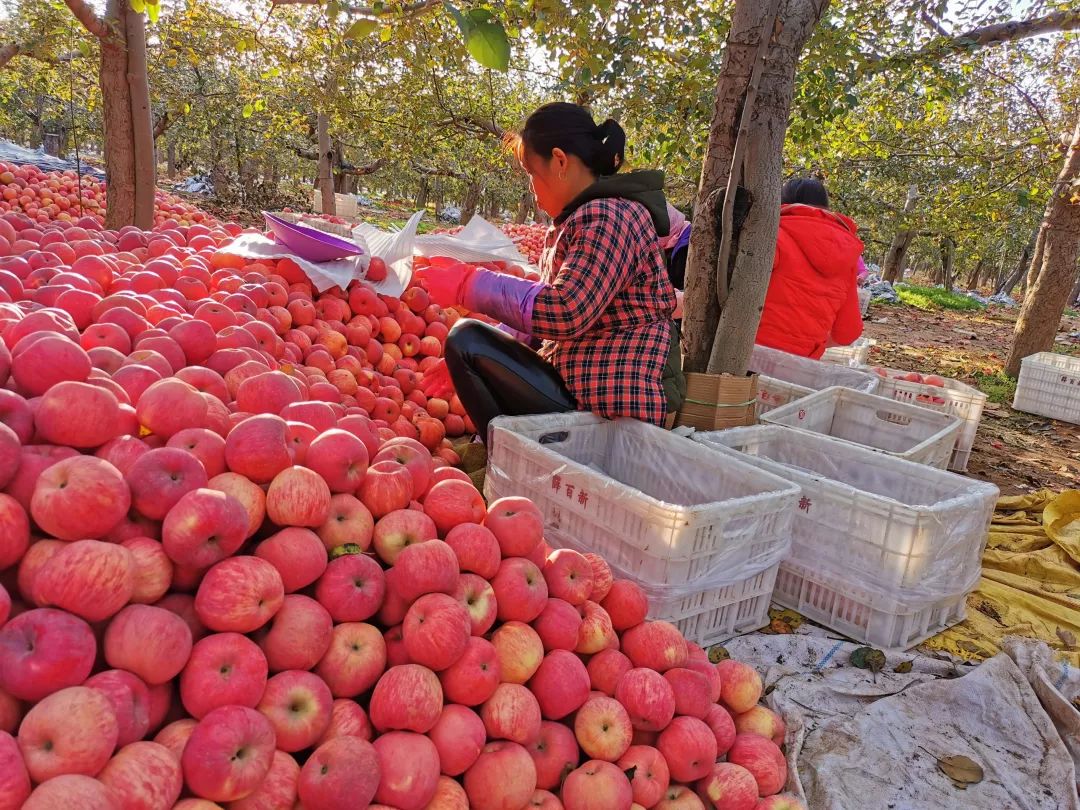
[270,0,441,18]
[337,157,386,176]
[62,0,109,40]
[0,40,81,69]
[153,111,179,140]
[0,43,21,69]
[911,9,1080,59]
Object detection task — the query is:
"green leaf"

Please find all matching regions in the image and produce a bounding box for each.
[242,103,254,118]
[77,40,92,58]
[254,98,265,112]
[345,18,377,40]
[146,0,159,23]
[443,0,468,33]
[464,18,510,71]
[130,0,145,13]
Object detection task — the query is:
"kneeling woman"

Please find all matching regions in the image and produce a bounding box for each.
[418,103,683,440]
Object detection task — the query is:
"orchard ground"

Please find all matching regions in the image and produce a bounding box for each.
[863,302,1080,494]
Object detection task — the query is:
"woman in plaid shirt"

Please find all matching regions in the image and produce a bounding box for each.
[418,103,683,440]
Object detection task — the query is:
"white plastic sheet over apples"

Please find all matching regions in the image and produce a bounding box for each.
[413,214,536,270]
[722,633,1079,809]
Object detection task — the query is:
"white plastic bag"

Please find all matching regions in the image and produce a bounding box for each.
[413,214,534,269]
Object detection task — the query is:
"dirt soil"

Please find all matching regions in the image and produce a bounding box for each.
[862,303,1080,495]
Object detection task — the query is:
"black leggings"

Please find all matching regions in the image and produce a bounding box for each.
[444,319,577,442]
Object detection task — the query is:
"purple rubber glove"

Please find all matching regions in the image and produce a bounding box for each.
[463,269,544,336]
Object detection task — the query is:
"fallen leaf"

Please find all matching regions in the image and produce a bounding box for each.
[1057,628,1077,650]
[937,754,984,788]
[850,647,886,673]
[894,661,914,673]
[708,645,730,663]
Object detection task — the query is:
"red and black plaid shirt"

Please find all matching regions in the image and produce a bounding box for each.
[531,198,677,425]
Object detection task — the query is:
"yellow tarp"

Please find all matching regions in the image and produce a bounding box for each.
[923,489,1080,667]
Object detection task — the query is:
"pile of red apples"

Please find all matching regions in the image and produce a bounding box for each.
[0,166,803,810]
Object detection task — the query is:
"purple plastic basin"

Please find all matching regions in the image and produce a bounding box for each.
[262,212,364,262]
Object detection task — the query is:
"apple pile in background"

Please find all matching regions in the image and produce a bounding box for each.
[434,222,547,266]
[869,368,948,405]
[0,164,803,810]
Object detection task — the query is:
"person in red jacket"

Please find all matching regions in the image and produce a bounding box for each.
[754,177,864,359]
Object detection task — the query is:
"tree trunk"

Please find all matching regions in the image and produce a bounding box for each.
[939,236,955,292]
[704,0,828,375]
[316,112,335,216]
[966,258,986,289]
[415,178,429,210]
[1005,113,1080,376]
[1020,227,1046,298]
[126,7,154,229]
[98,0,136,229]
[462,182,481,225]
[681,3,764,373]
[997,232,1036,295]
[516,190,533,224]
[166,139,177,179]
[1070,264,1080,306]
[881,185,919,284]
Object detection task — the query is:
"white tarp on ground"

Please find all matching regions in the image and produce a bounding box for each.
[723,634,1079,809]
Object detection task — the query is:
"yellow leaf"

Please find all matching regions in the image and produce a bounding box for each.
[379,27,392,42]
[937,755,984,787]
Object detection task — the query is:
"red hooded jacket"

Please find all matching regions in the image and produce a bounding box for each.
[755,203,864,359]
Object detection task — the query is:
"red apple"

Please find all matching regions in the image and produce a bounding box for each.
[584,553,613,602]
[586,649,632,696]
[266,465,331,527]
[573,696,632,762]
[528,720,579,791]
[532,598,583,652]
[542,549,594,606]
[181,705,275,802]
[403,592,471,671]
[429,775,470,810]
[697,763,758,810]
[716,661,764,715]
[317,493,374,552]
[136,379,208,439]
[454,573,497,636]
[317,698,372,745]
[154,719,197,762]
[306,429,369,493]
[484,496,543,557]
[424,479,485,535]
[481,683,542,746]
[656,786,707,810]
[733,705,786,747]
[34,539,134,622]
[392,538,458,601]
[223,414,294,484]
[256,593,332,672]
[299,736,379,810]
[621,621,687,673]
[492,621,544,684]
[230,749,300,810]
[315,553,385,623]
[704,704,738,758]
[206,472,266,538]
[0,493,30,570]
[373,439,433,500]
[255,526,328,593]
[575,601,618,655]
[561,760,633,810]
[34,381,119,448]
[491,557,548,623]
[257,670,333,752]
[444,522,501,579]
[194,556,284,633]
[372,508,438,565]
[84,669,151,747]
[427,704,485,776]
[754,794,806,810]
[656,716,716,783]
[179,632,268,719]
[372,731,440,810]
[162,487,247,569]
[120,537,172,604]
[684,660,723,704]
[464,741,537,810]
[614,668,676,732]
[97,741,183,810]
[0,608,96,701]
[369,663,443,733]
[664,668,712,719]
[359,460,413,518]
[529,789,563,810]
[0,730,31,809]
[126,447,208,521]
[439,636,501,706]
[726,734,787,796]
[21,774,119,810]
[314,622,386,698]
[601,580,648,631]
[17,686,119,782]
[618,745,670,809]
[30,455,130,540]
[530,650,590,721]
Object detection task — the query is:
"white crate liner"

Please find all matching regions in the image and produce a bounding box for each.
[694,426,997,603]
[750,345,880,417]
[762,386,961,469]
[860,366,987,472]
[821,337,876,367]
[773,559,972,650]
[1012,352,1080,426]
[483,412,800,587]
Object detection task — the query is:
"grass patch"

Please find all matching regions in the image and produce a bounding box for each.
[895,283,984,312]
[972,371,1017,405]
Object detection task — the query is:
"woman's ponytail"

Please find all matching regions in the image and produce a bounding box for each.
[516,103,628,178]
[594,119,626,176]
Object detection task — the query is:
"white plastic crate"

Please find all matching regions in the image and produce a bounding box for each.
[821,337,877,367]
[750,346,879,417]
[1012,352,1080,426]
[484,413,800,587]
[862,367,987,472]
[311,190,359,219]
[762,386,961,469]
[772,559,970,650]
[694,426,998,595]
